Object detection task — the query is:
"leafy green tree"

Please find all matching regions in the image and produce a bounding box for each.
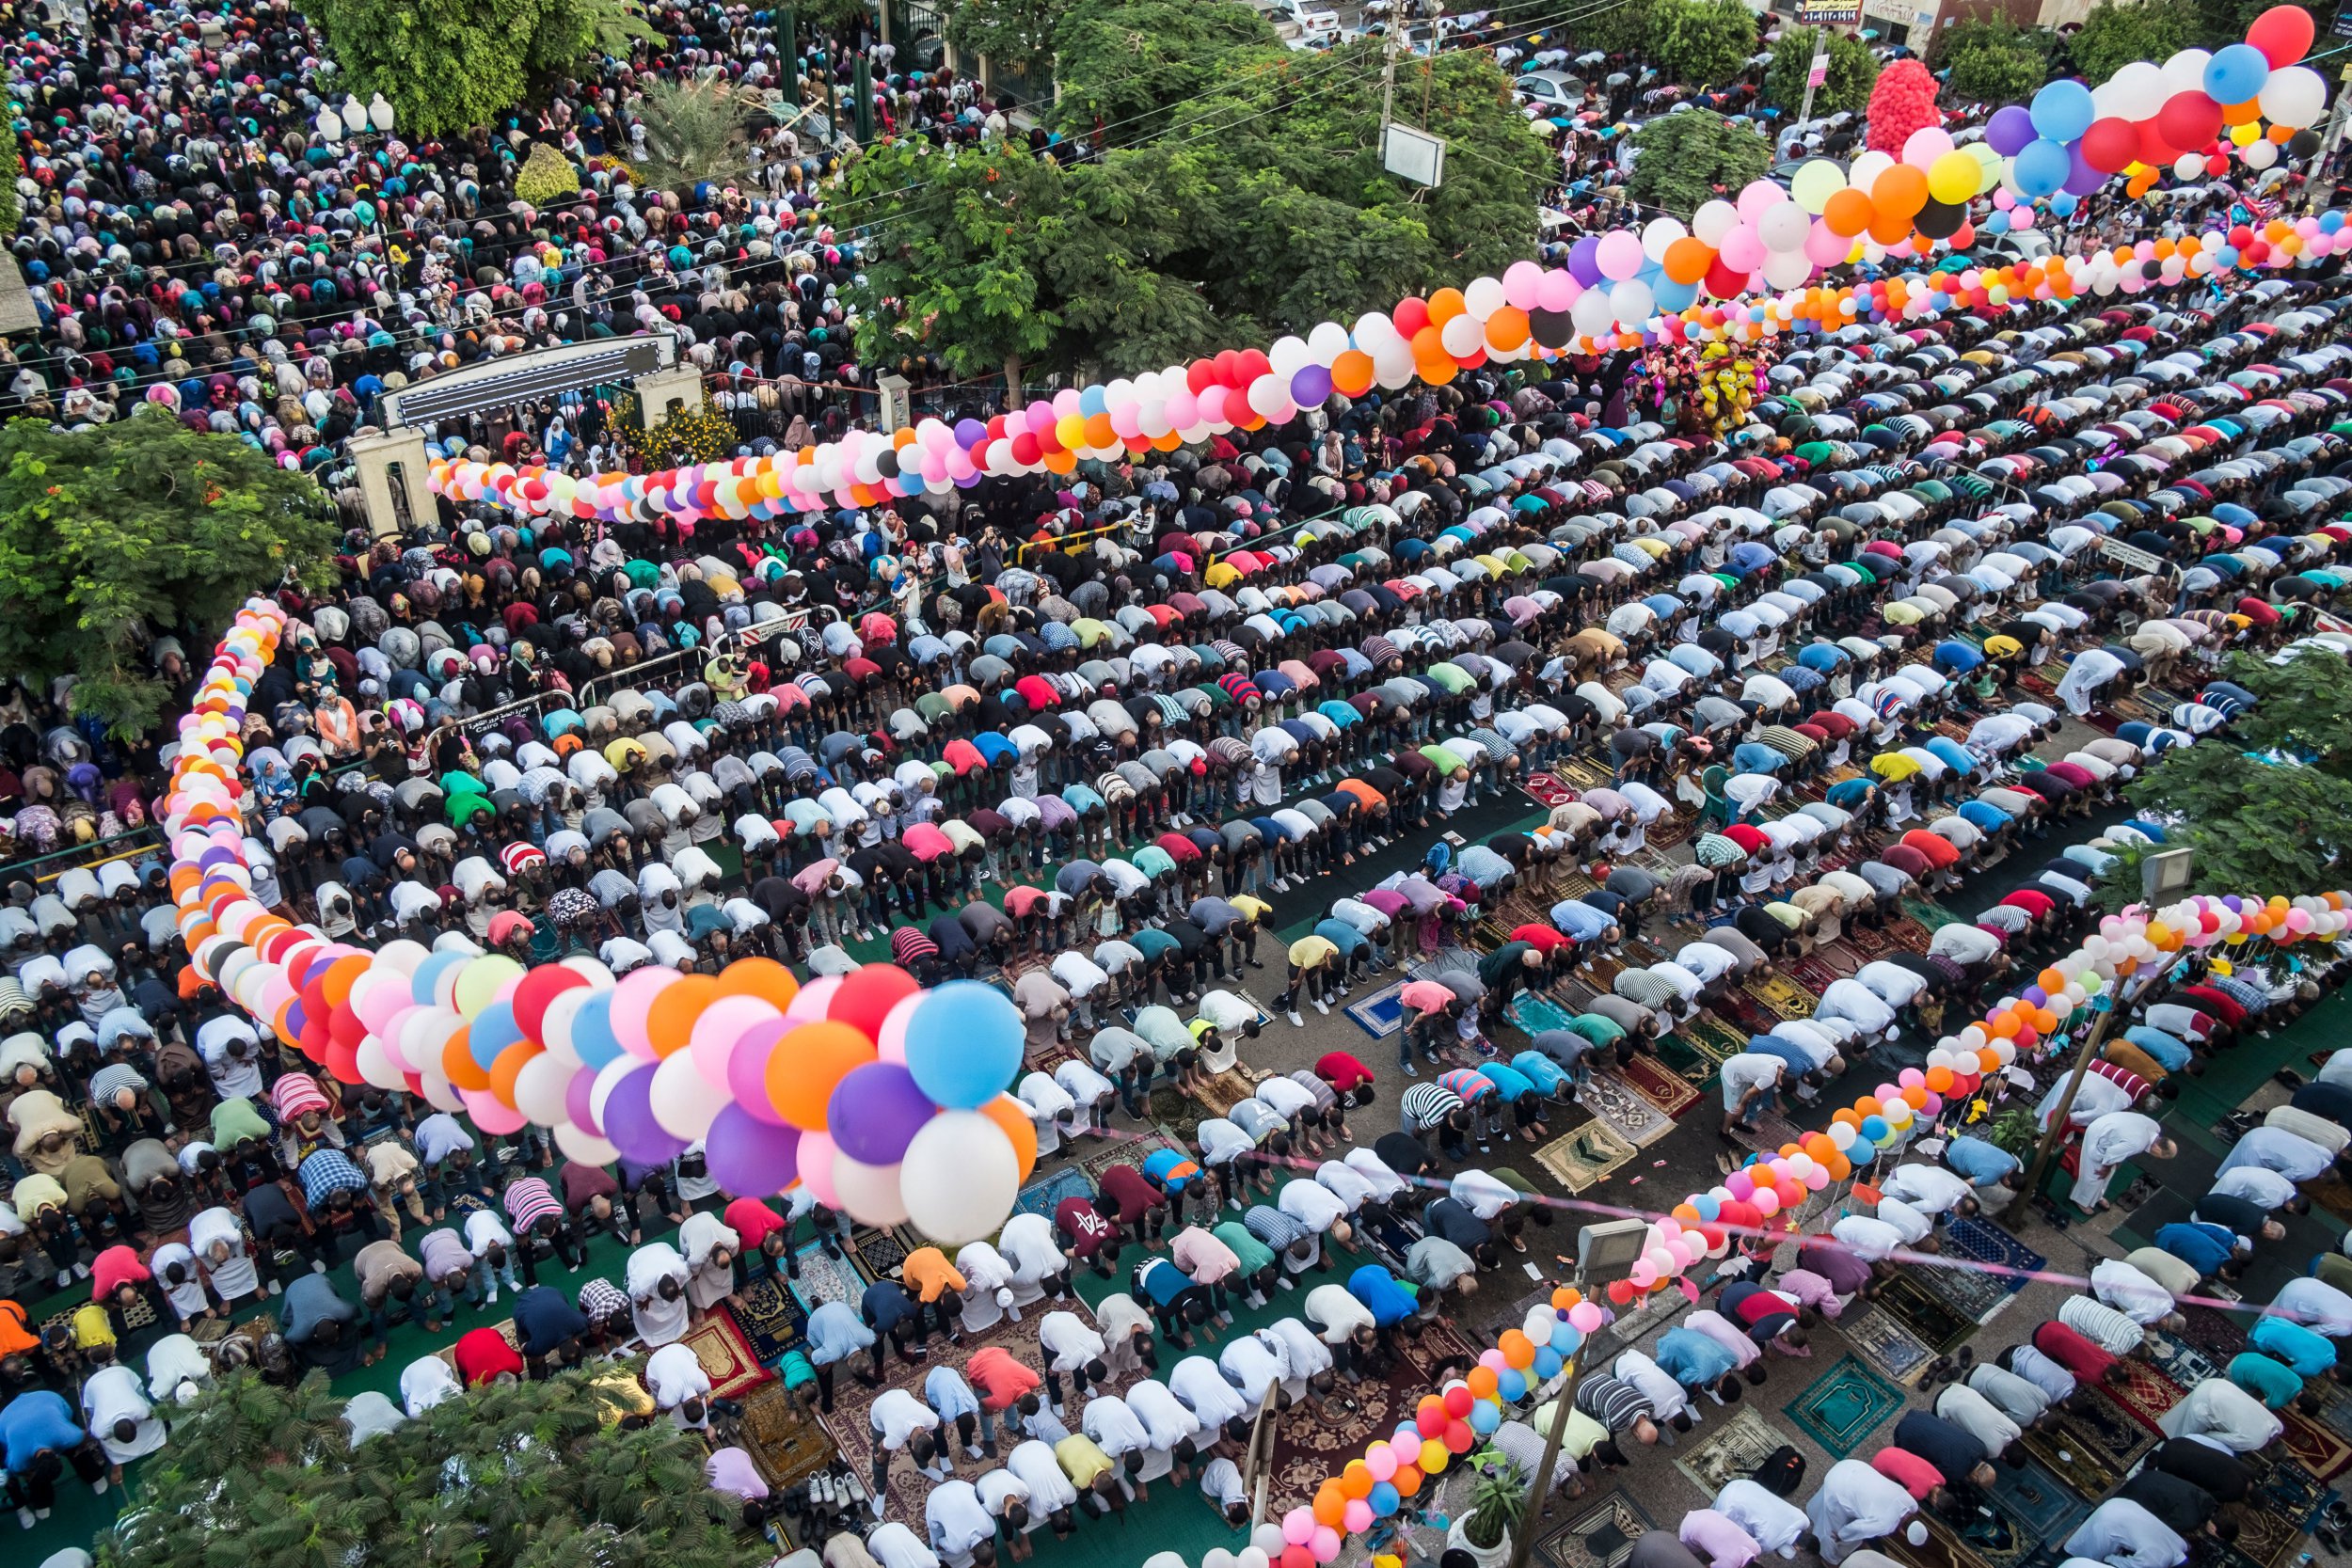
[2066,0,2202,87]
[1931,21,2052,110]
[1555,0,1655,60]
[0,119,20,236]
[296,0,631,137]
[632,78,760,189]
[96,1370,757,1568]
[796,0,879,33]
[1653,0,1762,92]
[0,409,338,738]
[1765,28,1881,120]
[947,0,1076,77]
[1048,0,1286,138]
[1627,110,1772,220]
[2102,648,2352,905]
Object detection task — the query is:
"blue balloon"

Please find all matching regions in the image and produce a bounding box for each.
[467,999,523,1070]
[2050,193,2079,217]
[2323,211,2344,234]
[1654,277,1700,311]
[1079,385,1108,417]
[570,990,624,1071]
[1371,1482,1402,1517]
[1982,210,2011,234]
[2013,137,2071,198]
[1549,1321,1582,1355]
[1498,1368,1528,1402]
[1470,1401,1502,1434]
[1533,1347,1565,1380]
[903,981,1025,1109]
[1693,1195,1721,1222]
[1860,1115,1890,1142]
[2028,80,2094,142]
[2204,43,2270,105]
[2215,245,2240,268]
[410,948,469,1007]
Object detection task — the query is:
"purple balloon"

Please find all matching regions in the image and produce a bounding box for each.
[706,1102,802,1196]
[564,1065,601,1134]
[2023,986,2048,1006]
[1568,235,1604,288]
[1986,105,2036,158]
[2061,144,2106,198]
[952,418,988,448]
[602,1064,688,1164]
[1290,364,1334,406]
[726,1019,793,1127]
[828,1061,938,1166]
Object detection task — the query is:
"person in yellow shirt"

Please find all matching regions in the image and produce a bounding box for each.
[1278,934,1340,1027]
[1052,1432,1124,1521]
[901,1247,969,1346]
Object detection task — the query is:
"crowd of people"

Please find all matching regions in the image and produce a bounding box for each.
[1,231,2350,1568]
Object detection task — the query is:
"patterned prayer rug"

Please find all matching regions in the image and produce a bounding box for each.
[1915,1259,2014,1325]
[682,1307,772,1400]
[1939,1219,2045,1295]
[1522,772,1579,810]
[1673,1404,1783,1495]
[2147,1328,2223,1391]
[2220,1451,2333,1568]
[1009,1164,1093,1223]
[1534,1120,1639,1193]
[1616,1052,1702,1120]
[1786,1355,1906,1457]
[2101,1356,2187,1434]
[2279,1402,2352,1481]
[1528,1489,1659,1568]
[788,1240,866,1314]
[2020,1385,2155,1497]
[1578,1068,1677,1148]
[1345,978,1411,1040]
[1871,1268,1979,1354]
[729,1273,810,1366]
[1981,1452,2093,1540]
[1742,974,1818,1021]
[849,1225,914,1280]
[738,1378,833,1489]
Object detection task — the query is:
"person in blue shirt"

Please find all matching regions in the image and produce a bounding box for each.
[1944,1134,2023,1191]
[2249,1315,2339,1382]
[0,1389,107,1517]
[1314,918,1376,987]
[926,1363,995,1461]
[1132,1256,1211,1346]
[1476,1059,1556,1139]
[2155,1220,2245,1282]
[1348,1263,1421,1336]
[513,1284,590,1377]
[1142,1145,1213,1228]
[1655,1325,1745,1403]
[2227,1350,2306,1410]
[801,1300,879,1411]
[2124,1026,2194,1074]
[1510,1051,1572,1100]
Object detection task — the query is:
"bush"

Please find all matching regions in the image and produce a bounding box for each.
[515,142,581,207]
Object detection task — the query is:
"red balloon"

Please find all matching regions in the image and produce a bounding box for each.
[2249,3,2315,66]
[1185,359,1217,394]
[2136,119,2179,166]
[2244,239,2271,265]
[1284,1549,1315,1568]
[2155,92,2223,151]
[1442,1385,1473,1418]
[1393,297,1432,336]
[2228,225,2255,250]
[512,965,588,1044]
[2205,153,2232,176]
[1415,1402,1446,1437]
[1443,1418,1475,1453]
[1705,258,1750,300]
[1606,1279,1635,1304]
[827,964,920,1043]
[1236,348,1273,384]
[2080,117,2140,174]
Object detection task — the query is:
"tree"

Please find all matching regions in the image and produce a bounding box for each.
[2104,648,2352,904]
[946,0,1075,79]
[2066,0,2203,87]
[1048,0,1285,138]
[296,0,623,137]
[632,78,760,190]
[1765,28,1881,120]
[1653,0,1762,90]
[96,1370,755,1568]
[1932,20,2052,110]
[1627,111,1772,220]
[0,409,338,738]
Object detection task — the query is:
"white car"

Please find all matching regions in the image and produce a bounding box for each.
[1514,71,1583,113]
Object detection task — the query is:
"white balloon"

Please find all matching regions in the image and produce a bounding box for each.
[554,1122,620,1165]
[1692,199,1740,246]
[1758,203,1811,253]
[1246,372,1290,420]
[513,1051,576,1127]
[899,1110,1021,1244]
[649,1048,728,1140]
[1608,279,1654,325]
[834,1150,913,1229]
[1762,248,1815,290]
[1463,275,1507,318]
[2173,152,2205,181]
[1570,289,1616,338]
[1439,312,1485,357]
[355,1035,405,1092]
[1268,335,1311,378]
[1307,320,1353,364]
[2097,60,2165,121]
[1847,150,1896,193]
[2244,138,2279,169]
[2259,66,2326,129]
[1353,310,1404,349]
[2159,49,2212,101]
[1374,345,1416,389]
[1641,215,1688,261]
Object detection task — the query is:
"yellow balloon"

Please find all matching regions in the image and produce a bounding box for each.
[1420,1438,1450,1474]
[1928,150,1980,206]
[1055,414,1087,451]
[2230,120,2261,147]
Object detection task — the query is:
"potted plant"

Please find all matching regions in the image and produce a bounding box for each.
[1446,1450,1530,1568]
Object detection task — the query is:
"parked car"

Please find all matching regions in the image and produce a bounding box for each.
[1514,71,1584,112]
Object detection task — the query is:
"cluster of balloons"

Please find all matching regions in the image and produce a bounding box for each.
[1990,7,2326,206]
[165,601,1040,1245]
[1289,1287,1589,1562]
[1784,128,2004,256]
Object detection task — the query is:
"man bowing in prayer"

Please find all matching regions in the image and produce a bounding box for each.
[2072,1111,2173,1214]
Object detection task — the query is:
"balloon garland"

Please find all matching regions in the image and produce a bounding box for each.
[166,601,1042,1243]
[427,8,2341,530]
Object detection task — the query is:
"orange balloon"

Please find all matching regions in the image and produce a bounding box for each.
[1822,187,1874,238]
[1391,1464,1422,1497]
[443,1030,491,1091]
[2038,967,2067,993]
[1901,1085,1929,1110]
[1499,1329,1535,1369]
[1926,1067,1955,1094]
[764,1021,878,1131]
[488,1040,541,1106]
[1854,1096,1882,1118]
[1314,1484,1348,1527]
[1872,164,1929,219]
[1867,208,1915,247]
[1484,306,1531,351]
[980,1094,1038,1181]
[1663,236,1715,285]
[717,957,802,1012]
[1331,349,1375,396]
[1409,325,1444,360]
[1427,287,1468,324]
[1833,1108,1863,1130]
[1467,1366,1500,1400]
[1342,1459,1375,1499]
[1084,412,1115,449]
[1417,353,1458,385]
[645,973,721,1057]
[1976,1047,2003,1074]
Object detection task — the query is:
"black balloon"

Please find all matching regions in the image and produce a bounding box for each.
[2292,130,2323,160]
[876,450,899,480]
[1915,198,1965,241]
[1530,307,1576,348]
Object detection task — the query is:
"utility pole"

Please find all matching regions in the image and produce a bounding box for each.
[1379,7,1406,141]
[1796,24,1826,132]
[1503,1340,1581,1568]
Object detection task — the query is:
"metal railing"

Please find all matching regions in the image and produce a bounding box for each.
[0,823,167,889]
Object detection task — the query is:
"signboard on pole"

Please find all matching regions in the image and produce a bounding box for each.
[2335,0,2352,38]
[1798,0,1861,21]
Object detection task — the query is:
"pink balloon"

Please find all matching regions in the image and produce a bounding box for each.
[1311,1526,1342,1563]
[785,974,842,1023]
[1283,1508,1316,1547]
[461,1085,528,1134]
[1364,1442,1398,1482]
[1343,1501,1374,1535]
[1535,268,1578,312]
[1502,259,1545,309]
[689,995,783,1089]
[1724,1170,1756,1200]
[1805,217,1851,267]
[1718,225,1765,273]
[797,1129,842,1209]
[608,965,678,1060]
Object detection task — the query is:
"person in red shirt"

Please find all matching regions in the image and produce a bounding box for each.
[1055,1196,1121,1279]
[1869,1446,1947,1508]
[453,1325,525,1386]
[2033,1321,2118,1386]
[965,1344,1041,1421]
[723,1196,795,1284]
[1315,1052,1376,1108]
[1096,1164,1169,1250]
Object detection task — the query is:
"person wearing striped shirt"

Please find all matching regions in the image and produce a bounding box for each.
[501,1174,585,1284]
[1573,1370,1661,1448]
[1244,1204,1322,1279]
[1400,1082,1472,1162]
